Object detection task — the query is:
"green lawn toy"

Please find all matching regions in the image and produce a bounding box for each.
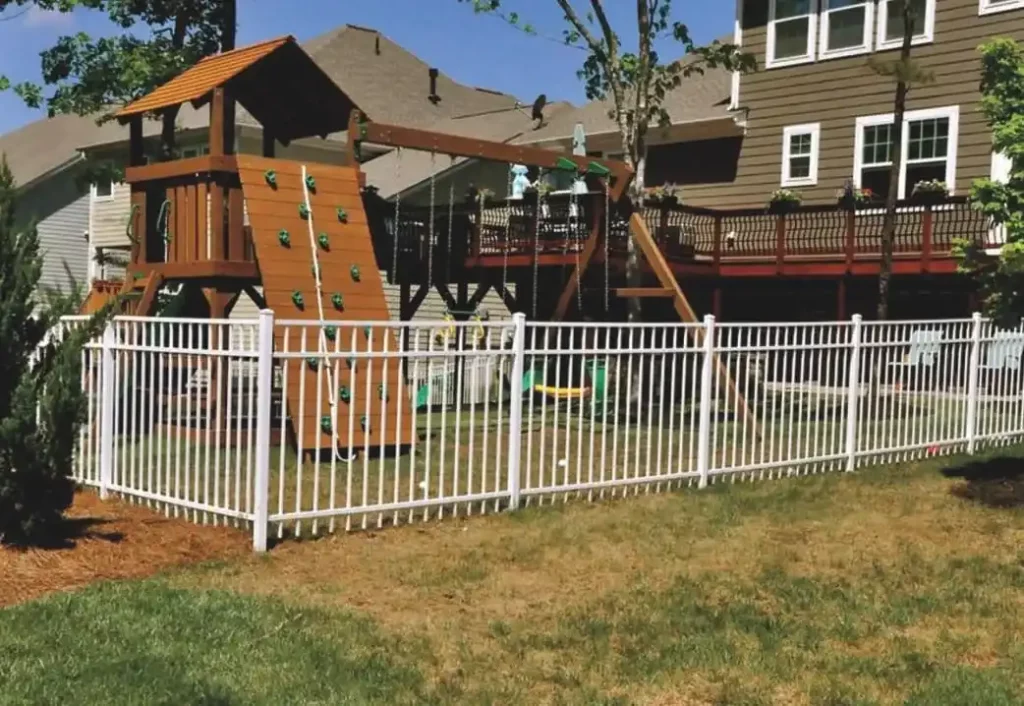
[338,385,351,403]
[317,233,330,250]
[298,203,310,219]
[331,293,344,310]
[323,325,337,341]
[264,169,277,186]
[350,264,361,281]
[320,416,332,433]
[337,207,348,223]
[305,174,316,191]
[278,229,290,246]
[291,290,304,308]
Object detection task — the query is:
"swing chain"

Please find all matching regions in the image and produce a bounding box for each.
[532,176,542,319]
[427,151,436,291]
[501,166,513,310]
[391,147,402,284]
[572,179,582,314]
[446,155,455,289]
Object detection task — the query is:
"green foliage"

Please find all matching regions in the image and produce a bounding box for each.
[961,38,1024,326]
[0,156,107,545]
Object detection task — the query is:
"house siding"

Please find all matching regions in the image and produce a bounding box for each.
[678,0,1024,208]
[90,182,132,249]
[18,170,90,294]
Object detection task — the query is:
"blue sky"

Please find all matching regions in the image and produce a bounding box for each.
[0,0,734,135]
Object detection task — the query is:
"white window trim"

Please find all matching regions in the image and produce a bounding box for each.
[730,0,743,110]
[818,0,874,61]
[877,0,935,51]
[766,0,818,69]
[781,122,821,187]
[92,180,116,203]
[853,105,960,199]
[980,0,1024,16]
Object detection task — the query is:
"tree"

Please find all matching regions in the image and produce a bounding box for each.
[462,0,754,320]
[867,0,933,320]
[1,0,237,160]
[0,156,108,545]
[960,38,1024,326]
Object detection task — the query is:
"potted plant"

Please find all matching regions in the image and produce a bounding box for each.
[768,188,802,215]
[911,179,949,206]
[836,185,873,210]
[647,183,680,206]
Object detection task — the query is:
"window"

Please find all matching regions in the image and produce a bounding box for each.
[854,106,959,199]
[767,0,817,68]
[878,0,934,50]
[781,123,821,186]
[93,179,114,200]
[980,0,1024,15]
[819,0,873,58]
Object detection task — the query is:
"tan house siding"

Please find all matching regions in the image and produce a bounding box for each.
[679,0,1024,208]
[90,181,132,249]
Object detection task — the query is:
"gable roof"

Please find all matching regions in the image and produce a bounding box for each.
[0,113,93,190]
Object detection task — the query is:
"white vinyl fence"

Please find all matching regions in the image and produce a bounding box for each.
[64,311,1024,551]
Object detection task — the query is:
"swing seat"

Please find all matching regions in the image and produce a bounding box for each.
[533,384,591,400]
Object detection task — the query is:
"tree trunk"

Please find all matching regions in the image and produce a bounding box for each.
[220,0,236,51]
[877,5,915,321]
[625,137,646,325]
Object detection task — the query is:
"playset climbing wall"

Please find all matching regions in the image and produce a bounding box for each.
[237,155,414,453]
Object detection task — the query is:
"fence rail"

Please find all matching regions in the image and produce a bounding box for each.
[66,311,1024,551]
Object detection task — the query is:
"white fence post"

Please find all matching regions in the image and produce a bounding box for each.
[98,321,115,500]
[966,311,983,455]
[696,314,715,489]
[252,309,275,553]
[506,312,527,511]
[845,314,863,472]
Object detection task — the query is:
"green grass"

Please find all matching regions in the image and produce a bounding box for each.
[9,448,1024,704]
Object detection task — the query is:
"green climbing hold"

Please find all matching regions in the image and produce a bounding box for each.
[278,229,290,246]
[317,233,330,250]
[320,416,332,433]
[346,356,355,369]
[299,203,310,219]
[305,174,316,191]
[360,415,370,432]
[306,357,319,370]
[350,264,361,282]
[338,386,351,403]
[337,207,348,223]
[291,290,305,308]
[264,169,277,186]
[377,383,388,401]
[363,325,372,339]
[331,293,344,310]
[324,325,337,341]
[311,264,319,277]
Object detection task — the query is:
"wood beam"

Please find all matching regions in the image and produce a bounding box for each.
[124,155,238,183]
[242,284,267,310]
[350,111,633,201]
[613,287,674,298]
[133,273,164,316]
[128,116,145,167]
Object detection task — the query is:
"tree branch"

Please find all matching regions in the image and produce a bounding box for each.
[552,0,605,55]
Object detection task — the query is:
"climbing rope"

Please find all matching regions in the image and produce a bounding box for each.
[300,165,342,460]
[391,147,402,284]
[125,204,140,244]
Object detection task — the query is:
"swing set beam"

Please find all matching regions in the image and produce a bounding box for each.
[347,111,634,201]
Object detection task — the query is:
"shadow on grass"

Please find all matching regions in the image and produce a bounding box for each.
[942,456,1024,509]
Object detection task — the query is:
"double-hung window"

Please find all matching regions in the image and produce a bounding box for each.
[819,0,873,58]
[980,0,1024,15]
[781,123,821,186]
[767,0,817,67]
[877,0,935,49]
[854,106,959,199]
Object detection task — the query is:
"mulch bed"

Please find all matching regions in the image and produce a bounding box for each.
[0,490,250,608]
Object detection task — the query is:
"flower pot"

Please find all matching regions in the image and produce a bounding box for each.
[911,191,947,206]
[768,200,800,215]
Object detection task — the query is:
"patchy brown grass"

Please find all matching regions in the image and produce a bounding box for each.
[0,490,249,608]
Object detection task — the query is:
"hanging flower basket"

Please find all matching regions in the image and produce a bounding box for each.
[837,187,873,210]
[910,179,949,206]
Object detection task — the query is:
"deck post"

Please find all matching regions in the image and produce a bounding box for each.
[844,209,855,271]
[844,314,863,471]
[506,312,527,510]
[775,215,785,274]
[921,205,934,272]
[696,314,716,489]
[252,308,275,553]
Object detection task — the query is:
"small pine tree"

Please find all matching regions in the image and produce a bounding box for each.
[0,155,104,545]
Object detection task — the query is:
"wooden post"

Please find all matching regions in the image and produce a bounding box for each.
[837,278,847,321]
[712,285,723,320]
[845,209,856,272]
[128,116,148,266]
[209,88,226,157]
[921,205,934,273]
[775,215,786,275]
[712,215,723,272]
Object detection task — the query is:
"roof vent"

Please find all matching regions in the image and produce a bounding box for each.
[428,68,440,105]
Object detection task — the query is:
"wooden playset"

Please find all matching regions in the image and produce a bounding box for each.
[87,35,755,455]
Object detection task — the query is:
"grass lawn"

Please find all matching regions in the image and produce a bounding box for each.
[4,449,1024,705]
